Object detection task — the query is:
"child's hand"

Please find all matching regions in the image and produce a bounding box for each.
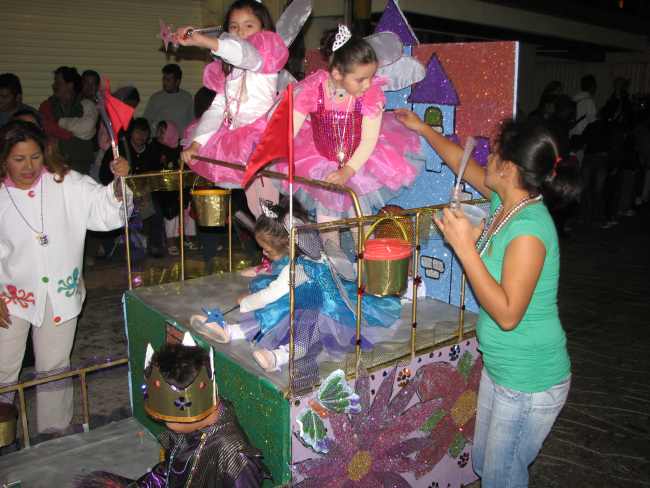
[394,109,426,134]
[181,141,202,165]
[110,157,130,177]
[173,27,216,50]
[325,166,355,186]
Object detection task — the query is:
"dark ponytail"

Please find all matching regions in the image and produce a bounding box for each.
[320,28,377,74]
[497,118,581,208]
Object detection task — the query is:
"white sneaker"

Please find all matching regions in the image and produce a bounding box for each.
[253,345,290,372]
[190,314,231,343]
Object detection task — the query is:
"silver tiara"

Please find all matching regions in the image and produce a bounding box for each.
[260,200,279,219]
[332,24,351,52]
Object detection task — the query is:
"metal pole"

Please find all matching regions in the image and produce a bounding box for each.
[288,227,297,398]
[228,192,233,273]
[458,273,466,342]
[179,165,185,281]
[411,212,421,360]
[80,371,90,432]
[17,387,29,449]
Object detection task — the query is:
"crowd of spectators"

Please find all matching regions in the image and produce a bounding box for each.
[528,76,650,234]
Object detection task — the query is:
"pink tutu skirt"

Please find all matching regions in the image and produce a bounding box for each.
[277,112,422,216]
[188,116,268,187]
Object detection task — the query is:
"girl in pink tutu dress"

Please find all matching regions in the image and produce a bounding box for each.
[282,26,422,245]
[175,0,288,219]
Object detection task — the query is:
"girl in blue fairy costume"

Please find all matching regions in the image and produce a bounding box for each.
[191,198,402,372]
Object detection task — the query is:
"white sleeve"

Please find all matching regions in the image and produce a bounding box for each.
[239,263,308,312]
[193,94,226,145]
[79,174,134,232]
[210,34,262,71]
[58,100,98,140]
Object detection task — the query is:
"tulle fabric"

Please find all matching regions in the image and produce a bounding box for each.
[277,113,422,215]
[187,115,267,187]
[239,256,402,358]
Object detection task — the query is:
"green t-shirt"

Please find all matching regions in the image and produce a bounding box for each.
[477,193,570,392]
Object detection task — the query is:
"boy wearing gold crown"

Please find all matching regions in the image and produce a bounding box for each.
[76,338,268,487]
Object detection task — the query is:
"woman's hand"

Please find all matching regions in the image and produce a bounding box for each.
[173,27,216,50]
[0,300,11,329]
[394,109,427,134]
[110,157,130,177]
[182,141,202,165]
[433,207,483,258]
[325,166,355,186]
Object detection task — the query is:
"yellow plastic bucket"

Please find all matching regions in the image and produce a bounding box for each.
[191,188,230,227]
[363,216,412,296]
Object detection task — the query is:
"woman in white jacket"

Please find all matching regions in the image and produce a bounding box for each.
[0,120,130,437]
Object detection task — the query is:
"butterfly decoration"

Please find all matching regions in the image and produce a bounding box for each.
[296,369,361,453]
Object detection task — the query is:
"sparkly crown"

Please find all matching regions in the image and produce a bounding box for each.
[332,25,352,52]
[142,334,219,423]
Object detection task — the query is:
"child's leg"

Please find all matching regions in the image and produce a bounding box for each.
[245,176,279,219]
[317,211,356,280]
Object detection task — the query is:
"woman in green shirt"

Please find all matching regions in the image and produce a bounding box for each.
[396,110,580,488]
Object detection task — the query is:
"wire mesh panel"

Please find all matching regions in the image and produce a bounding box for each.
[286,201,487,394]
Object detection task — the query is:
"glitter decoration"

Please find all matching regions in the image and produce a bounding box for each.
[409,54,459,105]
[293,366,443,486]
[414,352,483,476]
[413,42,517,144]
[397,367,412,387]
[472,136,491,167]
[374,0,419,46]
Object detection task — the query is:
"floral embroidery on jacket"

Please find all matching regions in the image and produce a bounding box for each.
[1,285,36,308]
[57,267,82,297]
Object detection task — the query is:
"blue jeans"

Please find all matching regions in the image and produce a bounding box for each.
[472,369,570,488]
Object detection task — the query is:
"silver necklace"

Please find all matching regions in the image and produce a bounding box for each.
[476,194,542,256]
[330,81,354,167]
[4,177,48,246]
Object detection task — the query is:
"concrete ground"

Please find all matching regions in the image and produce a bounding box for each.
[3,206,649,487]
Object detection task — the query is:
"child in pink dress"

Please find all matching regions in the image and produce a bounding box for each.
[281,26,422,244]
[175,0,288,219]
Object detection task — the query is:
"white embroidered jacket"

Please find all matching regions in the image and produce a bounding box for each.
[0,171,132,326]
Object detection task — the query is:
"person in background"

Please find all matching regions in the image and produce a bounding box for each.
[396,109,580,488]
[0,121,131,440]
[39,66,95,174]
[56,69,99,145]
[0,73,37,128]
[570,75,597,141]
[100,118,165,258]
[143,63,194,136]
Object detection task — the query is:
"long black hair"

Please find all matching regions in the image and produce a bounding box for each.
[496,118,581,208]
[254,196,310,254]
[222,0,276,76]
[320,27,377,74]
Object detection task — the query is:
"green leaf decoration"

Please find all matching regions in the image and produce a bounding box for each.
[296,408,329,453]
[317,369,361,414]
[448,431,467,458]
[457,351,473,382]
[420,409,446,433]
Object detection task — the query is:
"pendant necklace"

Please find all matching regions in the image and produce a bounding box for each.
[4,177,49,246]
[330,81,354,168]
[224,71,247,127]
[476,194,542,256]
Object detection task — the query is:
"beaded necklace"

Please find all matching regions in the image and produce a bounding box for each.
[165,424,215,487]
[329,79,354,167]
[224,71,247,127]
[476,194,542,257]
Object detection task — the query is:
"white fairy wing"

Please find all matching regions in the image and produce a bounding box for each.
[365,31,403,67]
[277,69,297,94]
[377,55,426,91]
[276,0,313,47]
